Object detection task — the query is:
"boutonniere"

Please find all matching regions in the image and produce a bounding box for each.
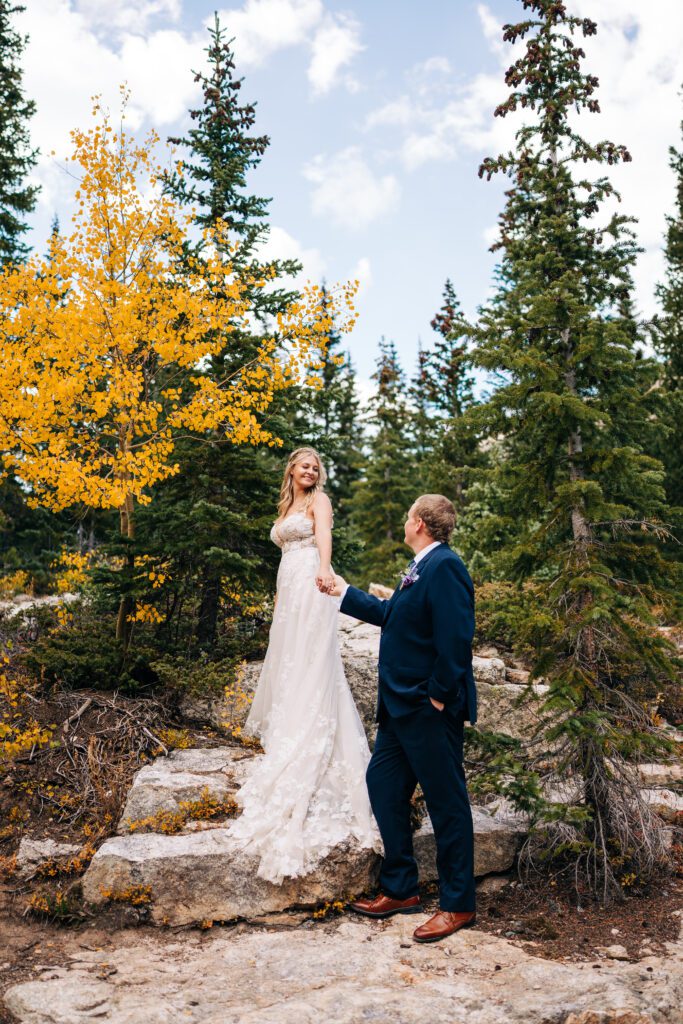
[399,565,419,590]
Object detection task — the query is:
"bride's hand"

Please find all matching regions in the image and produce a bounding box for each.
[328,573,346,597]
[315,571,335,594]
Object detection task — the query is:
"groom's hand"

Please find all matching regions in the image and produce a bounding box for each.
[430,697,445,712]
[328,573,347,598]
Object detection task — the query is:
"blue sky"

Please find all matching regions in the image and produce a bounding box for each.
[22,1,683,392]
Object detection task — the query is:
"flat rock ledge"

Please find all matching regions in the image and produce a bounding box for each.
[83,829,379,926]
[15,838,82,879]
[117,747,255,832]
[83,808,524,926]
[82,746,526,926]
[5,914,683,1024]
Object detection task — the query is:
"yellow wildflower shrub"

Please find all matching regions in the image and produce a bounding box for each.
[50,549,94,594]
[124,786,237,835]
[222,660,255,740]
[97,884,153,907]
[0,655,54,764]
[0,569,31,598]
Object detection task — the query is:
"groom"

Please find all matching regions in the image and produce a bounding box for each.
[325,494,477,943]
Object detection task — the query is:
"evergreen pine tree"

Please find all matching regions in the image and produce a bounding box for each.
[408,342,436,490]
[0,0,38,266]
[652,108,683,517]
[421,280,478,503]
[459,1,676,897]
[427,280,475,419]
[292,283,364,523]
[351,339,414,586]
[134,16,302,651]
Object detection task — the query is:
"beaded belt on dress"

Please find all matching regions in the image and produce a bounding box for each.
[281,537,317,553]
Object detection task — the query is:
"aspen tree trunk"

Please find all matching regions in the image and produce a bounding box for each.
[115,490,136,649]
[115,423,136,650]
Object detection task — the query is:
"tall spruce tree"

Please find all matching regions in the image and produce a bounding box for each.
[458,1,675,897]
[427,280,475,420]
[351,339,414,586]
[653,108,683,519]
[134,16,302,651]
[408,342,437,491]
[420,280,478,503]
[291,283,364,524]
[0,1,37,266]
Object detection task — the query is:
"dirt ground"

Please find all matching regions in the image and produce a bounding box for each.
[2,678,681,1021]
[1,867,681,1024]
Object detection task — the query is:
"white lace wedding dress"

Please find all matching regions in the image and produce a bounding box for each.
[228,511,380,883]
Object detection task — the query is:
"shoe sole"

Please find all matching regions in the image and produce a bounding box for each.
[350,904,423,919]
[413,918,477,942]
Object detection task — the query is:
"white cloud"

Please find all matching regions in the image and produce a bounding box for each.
[219,0,363,94]
[354,374,376,409]
[24,0,360,174]
[308,11,363,96]
[566,0,683,314]
[416,56,452,76]
[482,223,498,250]
[378,69,510,171]
[349,255,372,294]
[363,2,683,314]
[21,0,364,244]
[75,0,181,35]
[258,225,326,287]
[21,1,203,226]
[219,0,322,67]
[363,21,514,172]
[303,147,400,230]
[365,96,416,130]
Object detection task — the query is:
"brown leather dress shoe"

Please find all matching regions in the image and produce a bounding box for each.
[413,910,476,942]
[349,893,422,918]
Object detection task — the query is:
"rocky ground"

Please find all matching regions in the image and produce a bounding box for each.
[2,611,681,1022]
[2,905,682,1024]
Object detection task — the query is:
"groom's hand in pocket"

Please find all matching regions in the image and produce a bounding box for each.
[429,697,445,712]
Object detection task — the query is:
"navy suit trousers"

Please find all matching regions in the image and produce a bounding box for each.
[367,703,475,913]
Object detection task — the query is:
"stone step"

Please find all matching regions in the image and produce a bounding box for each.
[82,829,379,926]
[637,763,683,789]
[83,745,526,926]
[8,911,682,1024]
[117,747,255,833]
[641,788,683,822]
[82,806,525,926]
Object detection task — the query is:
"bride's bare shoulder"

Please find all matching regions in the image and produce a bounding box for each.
[311,491,333,516]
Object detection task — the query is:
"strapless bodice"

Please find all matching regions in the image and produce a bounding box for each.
[270,512,317,553]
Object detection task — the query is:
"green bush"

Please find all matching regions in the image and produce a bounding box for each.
[474,580,560,660]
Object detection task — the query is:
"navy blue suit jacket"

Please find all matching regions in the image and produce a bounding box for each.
[340,543,477,724]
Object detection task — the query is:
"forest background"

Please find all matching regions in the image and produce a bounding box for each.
[0,0,682,902]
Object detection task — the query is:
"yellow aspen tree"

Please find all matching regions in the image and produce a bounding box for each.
[0,93,356,645]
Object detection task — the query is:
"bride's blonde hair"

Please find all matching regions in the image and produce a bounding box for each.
[278,447,327,519]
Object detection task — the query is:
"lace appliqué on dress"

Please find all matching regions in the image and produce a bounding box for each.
[228,512,381,883]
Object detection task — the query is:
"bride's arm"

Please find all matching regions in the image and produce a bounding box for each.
[312,492,335,589]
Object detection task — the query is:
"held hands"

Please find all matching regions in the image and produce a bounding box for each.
[315,571,346,597]
[315,568,336,595]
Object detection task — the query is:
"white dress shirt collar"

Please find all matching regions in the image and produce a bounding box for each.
[412,540,442,566]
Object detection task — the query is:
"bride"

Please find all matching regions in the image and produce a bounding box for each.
[228,446,380,883]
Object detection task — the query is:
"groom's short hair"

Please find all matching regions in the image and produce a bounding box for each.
[412,494,456,544]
